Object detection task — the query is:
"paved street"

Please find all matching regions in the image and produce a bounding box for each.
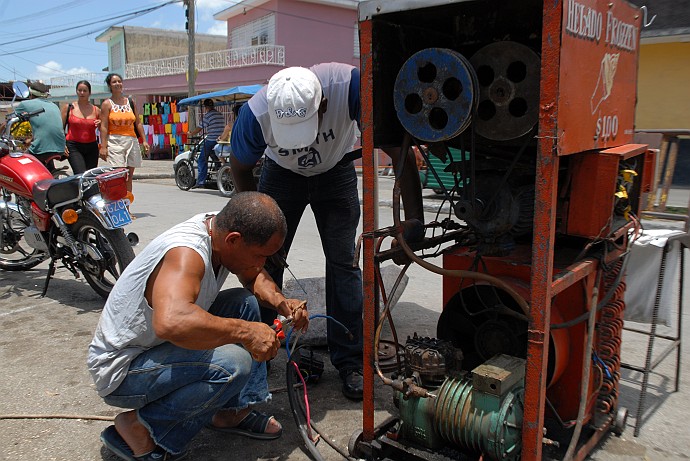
[0,172,688,460]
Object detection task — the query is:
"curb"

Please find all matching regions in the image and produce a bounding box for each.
[133,173,174,180]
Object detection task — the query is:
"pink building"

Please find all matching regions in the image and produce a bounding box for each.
[104,0,360,98]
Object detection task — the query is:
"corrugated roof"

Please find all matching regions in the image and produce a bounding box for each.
[628,0,690,38]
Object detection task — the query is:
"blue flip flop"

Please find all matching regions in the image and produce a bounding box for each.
[100,425,188,461]
[206,410,283,440]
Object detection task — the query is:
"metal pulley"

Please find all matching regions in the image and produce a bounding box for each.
[469,41,541,141]
[394,48,478,142]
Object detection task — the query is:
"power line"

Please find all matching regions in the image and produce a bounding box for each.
[1,0,88,23]
[0,60,30,81]
[0,1,181,48]
[0,0,181,78]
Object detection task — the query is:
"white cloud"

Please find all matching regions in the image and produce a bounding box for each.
[32,61,91,83]
[195,0,231,25]
[206,22,228,36]
[196,0,230,12]
[152,19,186,32]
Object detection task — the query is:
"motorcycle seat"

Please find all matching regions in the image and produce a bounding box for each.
[33,176,81,210]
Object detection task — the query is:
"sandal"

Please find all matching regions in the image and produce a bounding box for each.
[100,425,188,461]
[206,410,283,440]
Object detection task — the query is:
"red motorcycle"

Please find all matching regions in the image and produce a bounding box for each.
[0,82,136,299]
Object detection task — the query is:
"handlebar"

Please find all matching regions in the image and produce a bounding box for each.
[0,108,46,156]
[1,108,45,142]
[16,108,46,121]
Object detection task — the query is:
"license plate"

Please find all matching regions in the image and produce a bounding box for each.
[105,199,132,228]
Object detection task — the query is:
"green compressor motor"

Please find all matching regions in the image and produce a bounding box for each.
[395,354,525,461]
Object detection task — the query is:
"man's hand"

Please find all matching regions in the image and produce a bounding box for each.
[243,322,281,362]
[279,299,309,332]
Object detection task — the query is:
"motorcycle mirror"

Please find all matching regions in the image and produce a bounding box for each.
[126,232,139,247]
[12,82,30,99]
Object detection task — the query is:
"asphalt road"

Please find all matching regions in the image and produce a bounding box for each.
[0,177,687,461]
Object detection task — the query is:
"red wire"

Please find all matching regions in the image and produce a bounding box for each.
[291,360,315,441]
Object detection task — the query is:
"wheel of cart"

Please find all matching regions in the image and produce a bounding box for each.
[216,164,235,197]
[175,159,196,190]
[216,156,264,197]
[173,136,203,191]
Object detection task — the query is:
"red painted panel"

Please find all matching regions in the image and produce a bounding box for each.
[566,152,619,237]
[557,0,641,154]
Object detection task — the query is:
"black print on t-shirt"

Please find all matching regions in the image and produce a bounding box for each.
[297,148,322,169]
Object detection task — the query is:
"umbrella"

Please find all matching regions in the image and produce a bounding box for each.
[177,84,264,108]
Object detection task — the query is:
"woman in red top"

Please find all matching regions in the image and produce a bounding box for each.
[61,80,101,174]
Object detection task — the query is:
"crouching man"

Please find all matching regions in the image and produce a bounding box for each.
[87,192,309,460]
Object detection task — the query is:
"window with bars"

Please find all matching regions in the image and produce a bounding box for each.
[231,13,275,48]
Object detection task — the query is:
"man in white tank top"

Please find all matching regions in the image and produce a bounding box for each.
[88,192,309,460]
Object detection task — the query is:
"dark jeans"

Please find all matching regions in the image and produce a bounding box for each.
[66,140,99,174]
[259,158,363,373]
[102,288,269,454]
[196,139,218,185]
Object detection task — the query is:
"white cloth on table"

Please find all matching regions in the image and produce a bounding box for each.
[624,229,685,326]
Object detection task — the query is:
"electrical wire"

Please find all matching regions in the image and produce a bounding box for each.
[284,313,358,461]
[285,314,350,361]
[0,3,179,56]
[0,3,177,48]
[286,355,326,461]
[2,0,94,24]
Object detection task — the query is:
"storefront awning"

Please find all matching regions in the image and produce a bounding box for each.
[177,84,264,108]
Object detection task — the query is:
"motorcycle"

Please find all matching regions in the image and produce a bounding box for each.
[0,82,137,299]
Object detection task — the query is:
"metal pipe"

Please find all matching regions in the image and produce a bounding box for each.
[391,133,531,316]
[564,284,599,460]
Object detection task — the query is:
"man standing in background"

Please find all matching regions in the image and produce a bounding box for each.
[189,98,226,189]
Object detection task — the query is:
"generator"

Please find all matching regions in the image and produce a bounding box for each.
[354,1,654,460]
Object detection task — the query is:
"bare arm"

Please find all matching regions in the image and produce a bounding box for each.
[60,103,69,130]
[146,247,281,361]
[99,100,111,160]
[236,267,309,331]
[230,154,259,192]
[218,124,232,142]
[94,105,101,129]
[61,103,70,155]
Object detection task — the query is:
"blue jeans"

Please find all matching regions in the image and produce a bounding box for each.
[259,158,363,374]
[196,139,218,185]
[103,288,270,455]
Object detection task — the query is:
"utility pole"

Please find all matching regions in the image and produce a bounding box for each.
[185,0,196,129]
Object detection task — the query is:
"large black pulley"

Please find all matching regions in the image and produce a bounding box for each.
[394,48,478,142]
[469,41,541,141]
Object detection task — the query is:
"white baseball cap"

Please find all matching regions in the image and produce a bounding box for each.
[267,67,322,149]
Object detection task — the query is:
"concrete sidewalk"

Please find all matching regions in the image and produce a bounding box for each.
[129,158,175,180]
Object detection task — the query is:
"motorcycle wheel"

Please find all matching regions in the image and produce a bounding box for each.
[71,214,135,299]
[216,165,236,197]
[175,159,195,191]
[0,192,48,271]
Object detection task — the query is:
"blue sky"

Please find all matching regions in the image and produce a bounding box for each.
[0,0,232,83]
